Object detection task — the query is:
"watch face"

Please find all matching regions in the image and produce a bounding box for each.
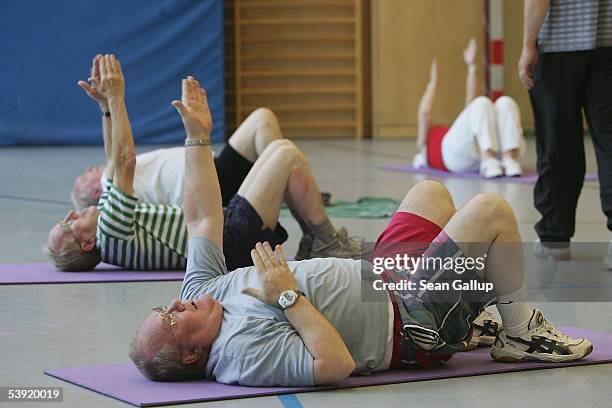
[280,290,298,308]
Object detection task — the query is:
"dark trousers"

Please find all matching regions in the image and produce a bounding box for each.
[529,47,612,242]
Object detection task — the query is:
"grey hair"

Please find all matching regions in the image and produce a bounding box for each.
[70,187,100,211]
[129,337,202,381]
[45,239,101,271]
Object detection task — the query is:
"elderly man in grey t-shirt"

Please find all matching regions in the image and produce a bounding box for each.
[130,76,592,387]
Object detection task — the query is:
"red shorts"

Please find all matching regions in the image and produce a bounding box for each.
[426,125,449,172]
[373,211,451,368]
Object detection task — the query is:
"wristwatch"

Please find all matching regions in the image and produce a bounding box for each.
[278,289,304,310]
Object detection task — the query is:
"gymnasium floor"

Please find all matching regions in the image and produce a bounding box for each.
[1,138,611,407]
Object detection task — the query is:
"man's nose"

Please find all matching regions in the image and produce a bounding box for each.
[167,298,184,313]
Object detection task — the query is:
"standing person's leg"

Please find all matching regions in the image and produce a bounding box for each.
[441,96,503,177]
[584,47,612,268]
[494,96,525,176]
[529,51,589,253]
[214,108,283,206]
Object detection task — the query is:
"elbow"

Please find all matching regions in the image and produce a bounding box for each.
[314,355,355,385]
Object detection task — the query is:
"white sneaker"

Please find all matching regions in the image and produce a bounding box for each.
[467,309,500,350]
[480,158,503,178]
[605,240,612,270]
[412,151,428,169]
[533,241,571,261]
[502,156,523,177]
[490,310,593,363]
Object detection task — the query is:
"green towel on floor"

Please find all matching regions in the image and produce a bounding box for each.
[281,197,399,219]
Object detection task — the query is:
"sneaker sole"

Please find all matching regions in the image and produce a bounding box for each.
[490,343,593,363]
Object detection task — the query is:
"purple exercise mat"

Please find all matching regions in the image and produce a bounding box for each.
[378,164,599,185]
[0,262,184,285]
[45,326,612,407]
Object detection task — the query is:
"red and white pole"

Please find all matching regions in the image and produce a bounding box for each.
[487,0,504,101]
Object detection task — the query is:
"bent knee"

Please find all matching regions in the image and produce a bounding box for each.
[250,107,280,127]
[270,140,306,164]
[469,96,494,111]
[399,181,455,223]
[410,180,452,201]
[494,95,519,112]
[468,192,514,220]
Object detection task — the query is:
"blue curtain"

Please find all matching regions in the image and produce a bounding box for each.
[0,0,225,145]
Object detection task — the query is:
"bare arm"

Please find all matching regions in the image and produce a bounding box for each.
[518,0,549,89]
[78,54,114,179]
[463,38,478,106]
[98,54,136,195]
[416,59,437,152]
[285,296,356,384]
[172,76,223,249]
[243,243,356,385]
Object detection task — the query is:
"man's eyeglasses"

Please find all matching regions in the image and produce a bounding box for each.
[58,220,80,244]
[153,306,183,357]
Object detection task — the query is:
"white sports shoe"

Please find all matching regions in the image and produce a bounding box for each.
[412,151,428,169]
[491,310,593,363]
[502,156,523,177]
[533,241,571,261]
[467,309,500,350]
[480,158,503,178]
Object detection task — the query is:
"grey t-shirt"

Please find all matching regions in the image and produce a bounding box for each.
[180,237,391,387]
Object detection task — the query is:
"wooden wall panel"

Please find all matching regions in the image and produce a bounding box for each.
[372,0,485,138]
[371,0,536,138]
[230,0,364,138]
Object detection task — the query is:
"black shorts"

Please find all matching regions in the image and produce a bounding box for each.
[214,144,253,207]
[223,195,288,271]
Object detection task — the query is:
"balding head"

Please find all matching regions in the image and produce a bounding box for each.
[129,312,203,381]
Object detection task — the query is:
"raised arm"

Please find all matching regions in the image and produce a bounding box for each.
[243,243,356,385]
[172,76,223,249]
[463,37,479,106]
[78,54,114,179]
[519,0,550,89]
[97,54,136,195]
[412,59,438,169]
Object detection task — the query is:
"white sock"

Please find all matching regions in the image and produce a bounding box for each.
[496,285,532,336]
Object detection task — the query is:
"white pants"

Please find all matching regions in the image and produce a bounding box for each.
[441,96,525,173]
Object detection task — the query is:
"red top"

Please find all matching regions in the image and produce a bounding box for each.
[426,125,449,172]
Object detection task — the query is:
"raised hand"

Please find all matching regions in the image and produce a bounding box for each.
[171,76,213,139]
[77,55,108,111]
[242,242,299,308]
[97,54,125,103]
[463,37,477,66]
[429,58,438,85]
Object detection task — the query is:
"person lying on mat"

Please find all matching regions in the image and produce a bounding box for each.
[45,55,365,272]
[130,78,592,386]
[411,38,526,178]
[72,55,285,210]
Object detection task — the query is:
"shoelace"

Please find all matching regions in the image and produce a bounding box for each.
[538,317,569,342]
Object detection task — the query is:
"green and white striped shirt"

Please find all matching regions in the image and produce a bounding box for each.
[96,181,187,270]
